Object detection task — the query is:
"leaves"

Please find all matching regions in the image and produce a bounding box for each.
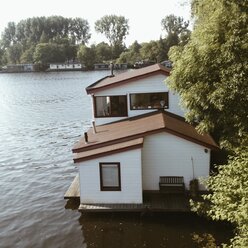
[169,0,248,149]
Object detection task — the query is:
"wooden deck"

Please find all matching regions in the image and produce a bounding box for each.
[78,193,190,213]
[64,175,80,199]
[65,175,190,212]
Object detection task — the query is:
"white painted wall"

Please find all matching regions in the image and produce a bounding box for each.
[91,74,185,125]
[142,132,210,191]
[78,149,143,204]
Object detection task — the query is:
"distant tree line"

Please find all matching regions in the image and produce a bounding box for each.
[0,14,190,70]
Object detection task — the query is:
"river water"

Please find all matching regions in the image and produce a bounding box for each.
[0,71,232,248]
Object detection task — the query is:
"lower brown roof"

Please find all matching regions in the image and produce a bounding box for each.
[74,110,217,148]
[74,138,143,163]
[72,111,218,163]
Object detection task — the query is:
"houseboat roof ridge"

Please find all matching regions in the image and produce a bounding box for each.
[72,110,218,160]
[86,63,170,94]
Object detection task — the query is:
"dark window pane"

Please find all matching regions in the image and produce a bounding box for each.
[130,92,168,110]
[94,96,127,117]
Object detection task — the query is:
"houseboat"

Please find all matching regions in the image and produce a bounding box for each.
[4,64,35,73]
[48,63,85,71]
[65,64,218,212]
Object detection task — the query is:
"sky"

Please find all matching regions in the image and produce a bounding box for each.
[0,0,191,46]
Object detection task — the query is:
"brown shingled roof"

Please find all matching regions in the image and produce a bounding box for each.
[72,111,218,163]
[86,63,170,94]
[74,138,143,163]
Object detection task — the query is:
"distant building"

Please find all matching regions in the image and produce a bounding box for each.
[94,64,110,70]
[49,63,85,71]
[5,64,35,73]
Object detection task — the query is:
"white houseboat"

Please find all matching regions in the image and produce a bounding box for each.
[66,64,218,212]
[49,63,85,71]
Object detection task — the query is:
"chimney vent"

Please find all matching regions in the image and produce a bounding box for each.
[110,62,114,77]
[84,132,88,144]
[92,121,97,134]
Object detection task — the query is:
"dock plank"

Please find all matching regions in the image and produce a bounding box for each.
[64,175,80,199]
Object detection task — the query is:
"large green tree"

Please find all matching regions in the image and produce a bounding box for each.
[117,41,142,64]
[33,43,66,64]
[192,146,248,247]
[95,15,129,58]
[77,44,96,69]
[168,0,248,148]
[0,16,91,65]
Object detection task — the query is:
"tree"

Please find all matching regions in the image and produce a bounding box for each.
[0,16,91,66]
[117,41,142,64]
[168,0,248,148]
[140,41,160,62]
[77,44,96,69]
[33,43,66,64]
[1,22,16,48]
[95,42,112,63]
[20,46,35,63]
[191,146,248,247]
[95,15,129,58]
[161,14,189,38]
[7,44,22,64]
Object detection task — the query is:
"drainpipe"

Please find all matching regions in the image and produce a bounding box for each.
[191,156,195,179]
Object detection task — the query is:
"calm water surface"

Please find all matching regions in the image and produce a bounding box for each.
[0,72,232,248]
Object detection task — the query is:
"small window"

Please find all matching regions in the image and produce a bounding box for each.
[99,163,121,191]
[130,92,169,110]
[94,95,127,117]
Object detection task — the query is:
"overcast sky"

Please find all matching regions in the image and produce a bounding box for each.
[0,0,191,46]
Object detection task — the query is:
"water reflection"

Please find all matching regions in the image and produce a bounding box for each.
[65,199,233,248]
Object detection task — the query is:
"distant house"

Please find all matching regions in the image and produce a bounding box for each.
[49,63,84,71]
[94,64,110,70]
[68,64,218,210]
[6,64,34,73]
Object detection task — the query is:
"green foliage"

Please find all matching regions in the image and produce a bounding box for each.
[117,41,142,64]
[7,43,23,64]
[140,41,160,62]
[168,0,248,148]
[33,43,66,64]
[95,42,112,63]
[77,44,96,69]
[191,146,248,247]
[95,15,129,58]
[0,16,91,66]
[161,14,191,48]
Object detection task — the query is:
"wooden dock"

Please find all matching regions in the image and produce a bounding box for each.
[65,175,190,212]
[78,193,190,213]
[64,175,80,199]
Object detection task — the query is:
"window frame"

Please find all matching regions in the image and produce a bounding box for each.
[129,92,169,110]
[93,95,128,118]
[99,162,121,191]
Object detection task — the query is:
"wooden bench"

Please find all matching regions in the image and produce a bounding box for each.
[159,176,185,194]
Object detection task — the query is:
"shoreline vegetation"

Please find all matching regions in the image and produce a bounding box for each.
[0,14,190,72]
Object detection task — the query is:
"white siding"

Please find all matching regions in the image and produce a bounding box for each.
[92,74,185,125]
[78,149,143,204]
[142,132,210,190]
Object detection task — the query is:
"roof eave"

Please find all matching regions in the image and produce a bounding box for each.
[86,69,170,95]
[73,143,143,163]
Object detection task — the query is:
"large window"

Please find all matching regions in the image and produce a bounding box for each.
[130,92,169,110]
[94,95,127,117]
[99,163,121,191]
